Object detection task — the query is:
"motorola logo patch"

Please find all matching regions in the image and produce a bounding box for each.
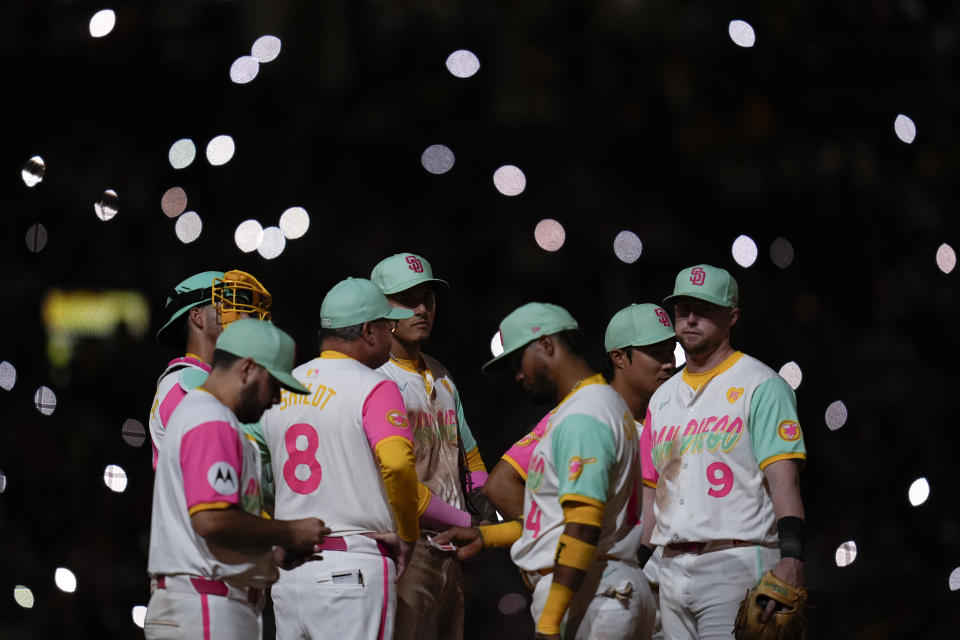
[207,461,239,495]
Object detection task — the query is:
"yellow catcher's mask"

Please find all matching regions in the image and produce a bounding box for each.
[213,270,272,326]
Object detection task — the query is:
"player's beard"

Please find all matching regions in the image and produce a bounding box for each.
[235,381,267,423]
[524,367,556,406]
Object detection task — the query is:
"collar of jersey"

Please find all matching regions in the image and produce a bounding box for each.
[681,351,744,391]
[320,350,353,360]
[389,353,423,373]
[185,352,207,363]
[555,373,606,410]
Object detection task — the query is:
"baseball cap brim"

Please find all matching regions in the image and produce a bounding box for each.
[381,277,449,295]
[267,369,310,395]
[482,339,528,374]
[663,291,731,307]
[384,306,415,321]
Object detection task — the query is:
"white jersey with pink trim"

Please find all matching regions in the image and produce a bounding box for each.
[377,354,475,511]
[511,377,638,572]
[641,352,806,546]
[261,354,410,536]
[147,388,277,588]
[148,355,210,470]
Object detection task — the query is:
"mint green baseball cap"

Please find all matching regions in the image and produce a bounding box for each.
[371,252,449,295]
[156,270,225,347]
[483,302,580,373]
[664,264,739,308]
[320,277,414,329]
[604,304,676,351]
[215,318,309,394]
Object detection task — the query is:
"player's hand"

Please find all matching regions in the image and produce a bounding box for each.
[270,546,320,571]
[365,532,414,582]
[761,557,805,622]
[431,526,483,561]
[285,517,331,554]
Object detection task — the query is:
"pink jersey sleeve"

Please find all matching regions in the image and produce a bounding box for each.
[362,380,414,451]
[180,421,244,513]
[501,413,551,479]
[640,407,658,487]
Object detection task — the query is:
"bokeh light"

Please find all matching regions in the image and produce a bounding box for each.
[279,207,310,240]
[732,234,758,267]
[94,189,119,222]
[421,145,455,175]
[728,20,756,48]
[0,469,6,494]
[497,592,527,616]
[825,400,848,431]
[493,165,526,196]
[132,605,147,628]
[770,237,795,269]
[104,464,128,493]
[778,361,802,390]
[161,187,187,218]
[257,226,286,259]
[26,224,48,253]
[252,35,282,63]
[89,10,116,38]
[0,361,16,390]
[235,220,263,253]
[122,419,146,448]
[674,342,686,367]
[936,243,956,274]
[175,212,203,244]
[534,219,565,252]
[22,155,46,187]
[230,56,260,84]
[445,49,480,78]
[168,139,196,170]
[34,386,57,416]
[14,585,34,609]
[894,114,916,144]
[206,135,236,166]
[613,231,643,263]
[490,331,504,357]
[835,540,857,567]
[55,568,77,593]
[908,477,929,506]
[950,568,960,591]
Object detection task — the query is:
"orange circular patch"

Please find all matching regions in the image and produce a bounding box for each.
[777,420,801,441]
[386,409,408,428]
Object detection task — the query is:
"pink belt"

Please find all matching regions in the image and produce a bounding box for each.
[316,535,389,556]
[155,575,264,608]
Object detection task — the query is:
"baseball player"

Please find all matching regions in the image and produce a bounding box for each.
[260,277,422,640]
[434,303,645,640]
[640,264,807,639]
[145,319,329,640]
[149,269,272,470]
[480,303,677,639]
[370,252,493,640]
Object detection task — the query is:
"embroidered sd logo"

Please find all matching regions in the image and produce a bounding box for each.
[726,387,744,403]
[690,267,706,286]
[405,255,424,273]
[386,409,408,427]
[655,308,672,327]
[777,420,802,441]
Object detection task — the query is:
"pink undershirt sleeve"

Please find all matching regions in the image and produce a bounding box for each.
[640,407,659,486]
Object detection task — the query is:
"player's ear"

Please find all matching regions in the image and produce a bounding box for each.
[237,357,257,382]
[537,335,556,358]
[609,349,625,370]
[729,307,740,329]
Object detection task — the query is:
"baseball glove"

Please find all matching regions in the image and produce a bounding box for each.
[734,570,810,640]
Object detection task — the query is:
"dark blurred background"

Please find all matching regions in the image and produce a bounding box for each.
[2,1,959,638]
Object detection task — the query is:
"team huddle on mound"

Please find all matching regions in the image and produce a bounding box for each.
[142,257,809,640]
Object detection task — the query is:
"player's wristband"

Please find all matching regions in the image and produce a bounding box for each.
[636,544,653,569]
[536,581,574,635]
[478,519,522,548]
[777,516,805,560]
[555,534,596,571]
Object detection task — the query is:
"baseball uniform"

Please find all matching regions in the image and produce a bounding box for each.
[378,353,487,640]
[261,352,419,640]
[145,388,275,640]
[149,354,210,470]
[512,375,654,639]
[641,351,806,639]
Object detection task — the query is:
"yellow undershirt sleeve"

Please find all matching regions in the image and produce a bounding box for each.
[416,482,432,517]
[478,519,523,548]
[373,436,420,542]
[562,502,604,527]
[465,446,487,473]
[537,582,575,635]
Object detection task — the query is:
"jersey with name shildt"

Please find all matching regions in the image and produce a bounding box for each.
[511,376,639,572]
[378,354,478,511]
[641,352,806,546]
[148,389,276,587]
[261,354,413,536]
